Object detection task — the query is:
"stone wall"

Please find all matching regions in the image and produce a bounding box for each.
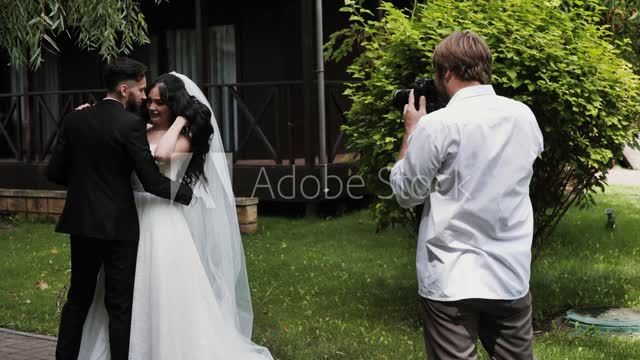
[0,189,258,234]
[0,189,66,222]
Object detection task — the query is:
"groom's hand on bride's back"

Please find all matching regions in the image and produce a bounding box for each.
[75,103,93,111]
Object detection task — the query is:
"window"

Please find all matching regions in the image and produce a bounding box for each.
[162,25,237,151]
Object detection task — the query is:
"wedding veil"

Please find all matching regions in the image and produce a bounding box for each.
[171,72,255,339]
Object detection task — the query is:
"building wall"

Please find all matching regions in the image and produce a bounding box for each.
[0,0,361,194]
[141,0,354,161]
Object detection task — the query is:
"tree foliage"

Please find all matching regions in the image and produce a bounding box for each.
[599,0,640,67]
[326,0,640,253]
[0,0,156,69]
[563,0,640,69]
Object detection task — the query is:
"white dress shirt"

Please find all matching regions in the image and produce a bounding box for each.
[390,85,544,301]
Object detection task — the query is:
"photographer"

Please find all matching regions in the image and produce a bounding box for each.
[389,31,543,359]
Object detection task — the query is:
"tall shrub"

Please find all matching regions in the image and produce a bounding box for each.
[327,0,640,253]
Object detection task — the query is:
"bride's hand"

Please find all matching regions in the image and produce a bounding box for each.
[175,116,189,128]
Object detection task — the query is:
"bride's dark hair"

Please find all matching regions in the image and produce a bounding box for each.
[143,73,214,187]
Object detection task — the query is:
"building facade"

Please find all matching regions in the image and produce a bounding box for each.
[0,0,374,211]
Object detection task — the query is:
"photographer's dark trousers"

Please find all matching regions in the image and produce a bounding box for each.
[56,236,138,360]
[420,292,534,360]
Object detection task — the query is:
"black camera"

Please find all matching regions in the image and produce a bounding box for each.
[393,77,446,113]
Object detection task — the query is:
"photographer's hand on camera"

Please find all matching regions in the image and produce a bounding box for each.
[398,90,427,160]
[403,89,427,133]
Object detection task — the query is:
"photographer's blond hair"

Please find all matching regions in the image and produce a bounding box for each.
[432,31,492,84]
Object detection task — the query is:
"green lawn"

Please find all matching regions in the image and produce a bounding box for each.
[1,185,639,359]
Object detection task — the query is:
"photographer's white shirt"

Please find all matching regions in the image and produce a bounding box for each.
[390,85,544,301]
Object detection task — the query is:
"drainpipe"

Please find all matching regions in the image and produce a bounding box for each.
[315,0,328,199]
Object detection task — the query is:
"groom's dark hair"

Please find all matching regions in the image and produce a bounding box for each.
[103,57,147,92]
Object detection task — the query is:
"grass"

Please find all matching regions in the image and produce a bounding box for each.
[1,185,640,359]
[531,186,640,318]
[0,217,69,335]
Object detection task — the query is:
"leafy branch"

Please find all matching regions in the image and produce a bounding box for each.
[0,0,166,69]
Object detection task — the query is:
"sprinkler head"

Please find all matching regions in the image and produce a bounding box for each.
[604,208,616,230]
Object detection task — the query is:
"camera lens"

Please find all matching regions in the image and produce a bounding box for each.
[393,89,410,112]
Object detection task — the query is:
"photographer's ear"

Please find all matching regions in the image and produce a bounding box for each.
[444,70,453,84]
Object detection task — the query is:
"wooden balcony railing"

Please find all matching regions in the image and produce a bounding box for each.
[0,81,351,166]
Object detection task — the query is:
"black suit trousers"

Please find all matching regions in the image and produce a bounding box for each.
[55,236,139,360]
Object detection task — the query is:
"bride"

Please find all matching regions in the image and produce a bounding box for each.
[77,72,273,360]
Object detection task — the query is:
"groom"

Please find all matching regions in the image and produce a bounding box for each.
[47,57,194,360]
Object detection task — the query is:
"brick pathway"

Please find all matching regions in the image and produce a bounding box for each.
[0,328,56,360]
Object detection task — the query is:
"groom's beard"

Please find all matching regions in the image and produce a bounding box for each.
[125,96,142,115]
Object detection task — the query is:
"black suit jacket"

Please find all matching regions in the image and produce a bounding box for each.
[47,99,193,241]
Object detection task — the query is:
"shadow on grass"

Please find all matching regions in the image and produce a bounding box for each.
[535,329,640,359]
[531,265,635,320]
[321,277,422,326]
[530,186,640,321]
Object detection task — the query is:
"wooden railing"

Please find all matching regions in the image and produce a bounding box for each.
[0,89,104,162]
[0,81,351,165]
[204,80,350,165]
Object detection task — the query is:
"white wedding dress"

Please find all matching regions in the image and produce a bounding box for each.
[77,73,273,360]
[77,147,272,360]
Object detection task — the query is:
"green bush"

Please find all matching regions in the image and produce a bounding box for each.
[326,0,640,252]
